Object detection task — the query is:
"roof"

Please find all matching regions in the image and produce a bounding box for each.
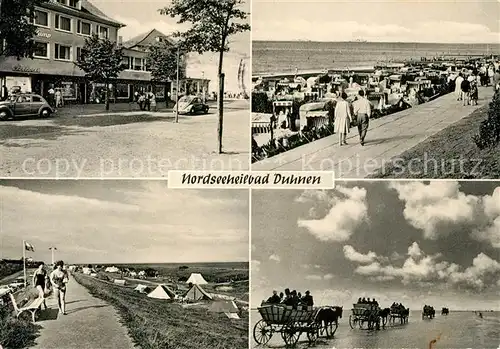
[123,29,175,50]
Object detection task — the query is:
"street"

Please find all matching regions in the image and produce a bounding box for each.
[0,100,249,177]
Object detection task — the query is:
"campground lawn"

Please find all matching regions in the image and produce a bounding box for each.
[370,105,500,178]
[72,273,248,349]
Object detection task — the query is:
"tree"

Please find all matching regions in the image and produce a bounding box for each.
[0,0,49,58]
[146,41,185,108]
[75,34,124,111]
[160,0,250,154]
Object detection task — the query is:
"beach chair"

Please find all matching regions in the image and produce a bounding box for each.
[8,293,44,322]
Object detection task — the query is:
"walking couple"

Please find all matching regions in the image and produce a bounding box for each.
[32,260,70,315]
[334,90,372,146]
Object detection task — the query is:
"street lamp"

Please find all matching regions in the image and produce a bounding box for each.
[49,246,57,266]
[175,45,180,123]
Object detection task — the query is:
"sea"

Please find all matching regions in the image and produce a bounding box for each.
[250,310,500,349]
[252,41,500,74]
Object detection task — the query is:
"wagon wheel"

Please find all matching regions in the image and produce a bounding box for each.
[348,315,356,329]
[306,322,320,344]
[281,323,300,347]
[325,321,338,338]
[253,319,273,345]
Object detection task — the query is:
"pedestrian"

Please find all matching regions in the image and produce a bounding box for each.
[454,73,464,101]
[32,262,48,310]
[50,260,69,315]
[47,85,55,107]
[470,81,478,105]
[55,88,63,108]
[461,77,471,106]
[334,92,352,146]
[149,91,157,112]
[138,93,145,110]
[144,92,151,111]
[353,89,371,146]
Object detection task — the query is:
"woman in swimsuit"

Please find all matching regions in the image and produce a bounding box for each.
[32,262,48,309]
[50,260,69,315]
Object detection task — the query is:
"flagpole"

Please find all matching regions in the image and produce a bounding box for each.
[22,240,27,288]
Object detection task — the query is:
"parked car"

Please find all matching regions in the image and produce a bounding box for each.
[173,95,209,115]
[0,93,54,120]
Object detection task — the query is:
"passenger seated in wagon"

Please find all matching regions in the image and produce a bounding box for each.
[266,290,281,304]
[301,290,314,306]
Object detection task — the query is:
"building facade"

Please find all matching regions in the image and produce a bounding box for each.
[0,0,209,104]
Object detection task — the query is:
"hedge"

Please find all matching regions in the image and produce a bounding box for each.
[473,90,500,149]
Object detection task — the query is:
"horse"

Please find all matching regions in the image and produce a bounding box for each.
[379,308,391,327]
[315,306,343,338]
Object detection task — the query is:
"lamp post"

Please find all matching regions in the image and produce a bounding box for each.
[201,70,205,104]
[175,45,180,123]
[49,246,57,266]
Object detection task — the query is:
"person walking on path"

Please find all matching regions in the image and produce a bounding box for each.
[353,89,372,146]
[32,262,48,310]
[461,78,471,106]
[50,260,69,315]
[455,73,464,101]
[55,88,64,108]
[334,92,352,146]
[149,91,157,112]
[47,85,55,107]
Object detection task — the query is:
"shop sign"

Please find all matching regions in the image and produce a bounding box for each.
[36,31,51,38]
[12,65,40,73]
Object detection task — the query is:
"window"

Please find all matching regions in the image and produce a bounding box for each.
[76,47,82,61]
[115,83,129,98]
[33,41,49,58]
[77,20,91,35]
[55,44,71,60]
[32,96,42,102]
[69,0,78,7]
[122,56,131,69]
[34,10,49,27]
[98,25,108,39]
[56,0,66,4]
[133,57,143,71]
[55,14,71,32]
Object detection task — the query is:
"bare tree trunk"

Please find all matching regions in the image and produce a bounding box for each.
[217,49,224,154]
[105,80,110,111]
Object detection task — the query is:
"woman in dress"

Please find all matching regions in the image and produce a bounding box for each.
[32,262,48,309]
[334,92,352,146]
[50,260,69,315]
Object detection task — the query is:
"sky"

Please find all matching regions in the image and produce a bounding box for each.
[252,181,500,311]
[0,180,249,264]
[91,0,250,93]
[252,0,500,43]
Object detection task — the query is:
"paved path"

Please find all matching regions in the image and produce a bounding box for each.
[32,276,136,349]
[252,87,494,178]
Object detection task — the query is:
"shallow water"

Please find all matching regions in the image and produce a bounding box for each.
[250,310,500,349]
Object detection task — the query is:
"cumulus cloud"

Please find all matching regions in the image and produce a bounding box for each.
[343,245,377,264]
[298,186,368,242]
[269,254,281,263]
[252,260,261,273]
[389,181,479,239]
[349,241,500,291]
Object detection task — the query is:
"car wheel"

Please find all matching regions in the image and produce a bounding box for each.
[0,109,11,121]
[40,108,51,118]
[204,107,209,114]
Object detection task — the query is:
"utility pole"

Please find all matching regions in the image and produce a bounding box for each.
[175,45,180,123]
[49,246,57,266]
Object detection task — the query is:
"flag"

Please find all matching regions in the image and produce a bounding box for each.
[24,241,35,252]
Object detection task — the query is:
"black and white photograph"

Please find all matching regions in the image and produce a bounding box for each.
[0,0,250,177]
[0,180,249,349]
[251,181,500,348]
[251,0,500,179]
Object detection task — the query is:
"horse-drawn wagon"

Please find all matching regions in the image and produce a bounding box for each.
[441,307,449,315]
[389,305,409,324]
[349,303,385,330]
[253,303,342,347]
[422,305,435,319]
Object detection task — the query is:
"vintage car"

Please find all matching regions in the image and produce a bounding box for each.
[173,95,209,115]
[0,93,54,120]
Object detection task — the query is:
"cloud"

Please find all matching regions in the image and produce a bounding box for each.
[349,241,500,291]
[343,245,377,264]
[389,182,479,239]
[306,275,323,281]
[251,260,261,273]
[269,254,281,263]
[298,186,368,242]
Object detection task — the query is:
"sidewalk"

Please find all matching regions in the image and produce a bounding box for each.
[32,276,136,349]
[252,87,494,178]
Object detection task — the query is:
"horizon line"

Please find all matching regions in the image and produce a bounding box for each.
[252,39,500,45]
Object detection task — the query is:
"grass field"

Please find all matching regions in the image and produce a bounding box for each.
[370,105,500,179]
[73,273,248,349]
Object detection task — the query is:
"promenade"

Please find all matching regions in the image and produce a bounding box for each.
[32,276,136,349]
[252,87,494,178]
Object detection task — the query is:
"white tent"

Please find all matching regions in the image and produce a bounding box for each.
[209,300,239,313]
[186,273,208,285]
[147,285,177,300]
[134,284,150,294]
[184,284,212,301]
[105,266,120,273]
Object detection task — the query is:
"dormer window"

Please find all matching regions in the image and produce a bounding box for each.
[69,0,78,7]
[155,37,162,43]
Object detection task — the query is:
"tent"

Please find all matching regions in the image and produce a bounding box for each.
[184,284,212,301]
[209,300,239,313]
[186,273,208,285]
[134,284,150,294]
[114,279,126,286]
[147,285,177,300]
